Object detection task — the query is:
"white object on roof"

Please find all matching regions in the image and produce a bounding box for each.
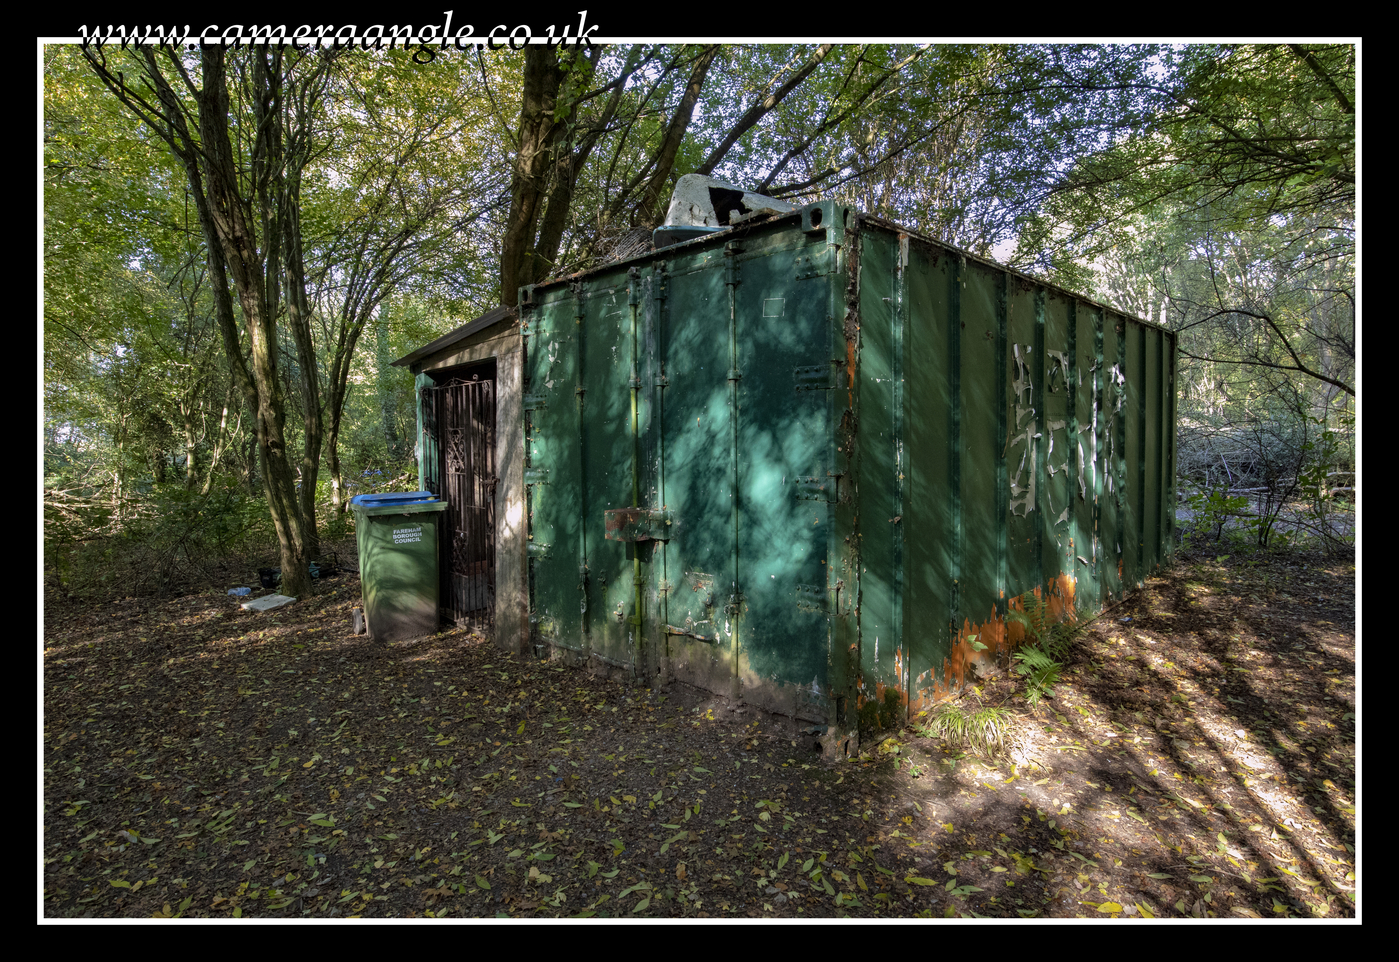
[241,593,298,612]
[663,174,793,229]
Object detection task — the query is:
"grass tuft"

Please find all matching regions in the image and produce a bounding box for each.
[920,702,1014,758]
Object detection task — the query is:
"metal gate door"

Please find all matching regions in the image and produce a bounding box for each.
[424,378,496,631]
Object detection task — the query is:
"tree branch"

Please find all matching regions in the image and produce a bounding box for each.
[694,43,833,177]
[1287,44,1353,114]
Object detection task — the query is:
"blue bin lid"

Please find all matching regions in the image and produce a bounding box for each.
[350,491,440,509]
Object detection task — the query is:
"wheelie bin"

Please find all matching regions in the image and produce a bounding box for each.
[350,492,448,643]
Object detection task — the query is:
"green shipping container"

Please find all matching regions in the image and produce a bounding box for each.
[402,199,1177,755]
[351,492,449,643]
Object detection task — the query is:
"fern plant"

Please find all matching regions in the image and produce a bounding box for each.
[1010,645,1062,707]
[1007,594,1081,708]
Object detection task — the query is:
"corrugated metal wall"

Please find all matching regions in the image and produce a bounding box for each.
[852,220,1176,728]
[516,206,1176,745]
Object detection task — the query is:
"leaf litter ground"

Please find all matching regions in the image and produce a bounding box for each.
[43,543,1355,919]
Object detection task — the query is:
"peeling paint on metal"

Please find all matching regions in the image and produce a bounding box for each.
[1076,440,1087,500]
[1008,424,1037,516]
[544,338,560,390]
[1046,419,1068,474]
[1011,342,1034,413]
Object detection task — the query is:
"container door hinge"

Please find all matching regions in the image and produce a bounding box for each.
[795,476,836,502]
[796,584,829,612]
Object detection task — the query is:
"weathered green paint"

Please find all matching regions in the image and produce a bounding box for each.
[415,372,436,491]
[903,236,953,727]
[506,207,1176,750]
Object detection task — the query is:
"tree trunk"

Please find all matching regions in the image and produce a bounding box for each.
[529,47,605,283]
[183,402,198,490]
[84,45,318,599]
[327,421,345,518]
[636,46,719,227]
[374,314,401,465]
[196,50,314,599]
[500,45,568,305]
[200,381,238,496]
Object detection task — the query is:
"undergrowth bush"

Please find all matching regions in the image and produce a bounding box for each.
[47,480,274,601]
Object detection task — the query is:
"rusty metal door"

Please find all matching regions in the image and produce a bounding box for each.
[424,378,496,631]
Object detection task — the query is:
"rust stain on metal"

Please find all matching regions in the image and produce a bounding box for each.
[602,507,671,542]
[909,574,1081,713]
[604,507,649,539]
[853,674,908,732]
[1044,572,1077,622]
[912,609,1013,713]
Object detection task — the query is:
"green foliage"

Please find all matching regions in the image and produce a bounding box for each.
[1184,486,1251,544]
[1298,412,1355,505]
[1007,595,1077,661]
[1007,595,1080,709]
[49,480,274,601]
[1025,44,1353,271]
[919,703,1013,758]
[1290,411,1355,557]
[1010,646,1062,709]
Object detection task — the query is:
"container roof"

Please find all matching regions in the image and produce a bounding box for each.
[390,305,516,370]
[523,205,1170,337]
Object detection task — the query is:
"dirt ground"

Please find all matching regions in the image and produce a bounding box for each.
[42,542,1355,919]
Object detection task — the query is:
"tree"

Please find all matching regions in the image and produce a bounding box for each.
[297,52,507,516]
[80,44,341,599]
[60,44,513,595]
[493,44,988,305]
[491,44,1220,301]
[1016,45,1354,279]
[45,47,244,537]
